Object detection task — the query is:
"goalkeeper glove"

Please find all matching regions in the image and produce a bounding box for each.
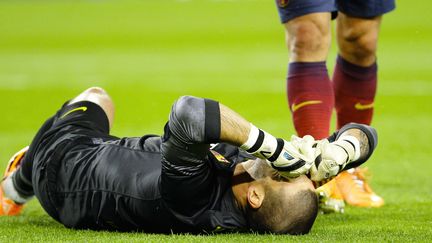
[269,135,319,179]
[309,135,360,182]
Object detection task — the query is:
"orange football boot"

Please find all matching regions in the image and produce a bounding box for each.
[335,168,384,208]
[316,178,345,213]
[0,146,29,216]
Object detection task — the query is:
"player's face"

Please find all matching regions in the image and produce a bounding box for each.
[270,174,314,191]
[243,159,314,191]
[242,159,280,180]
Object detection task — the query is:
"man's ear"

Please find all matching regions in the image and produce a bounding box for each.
[247,184,265,209]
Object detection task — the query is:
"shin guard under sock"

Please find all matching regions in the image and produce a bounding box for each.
[333,55,377,128]
[287,62,334,139]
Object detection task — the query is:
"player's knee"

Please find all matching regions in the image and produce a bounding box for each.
[85,87,109,96]
[340,27,378,64]
[82,87,113,103]
[71,87,115,128]
[71,87,111,104]
[286,19,330,59]
[86,87,113,109]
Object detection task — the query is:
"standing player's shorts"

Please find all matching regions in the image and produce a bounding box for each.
[275,0,396,23]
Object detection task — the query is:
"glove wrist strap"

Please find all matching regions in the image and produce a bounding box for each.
[337,135,361,162]
[240,124,280,160]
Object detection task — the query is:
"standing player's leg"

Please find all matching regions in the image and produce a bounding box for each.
[332,15,383,208]
[276,0,344,213]
[331,0,395,208]
[333,13,382,127]
[284,12,334,140]
[333,0,395,128]
[0,87,115,216]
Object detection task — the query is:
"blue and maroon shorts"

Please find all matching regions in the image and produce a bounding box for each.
[276,0,396,23]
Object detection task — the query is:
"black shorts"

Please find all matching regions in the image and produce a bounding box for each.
[28,101,114,222]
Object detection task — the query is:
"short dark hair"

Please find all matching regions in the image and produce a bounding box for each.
[246,185,318,234]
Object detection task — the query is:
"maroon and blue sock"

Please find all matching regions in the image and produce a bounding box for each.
[287,62,334,140]
[333,55,377,129]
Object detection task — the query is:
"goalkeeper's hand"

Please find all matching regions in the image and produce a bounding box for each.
[309,137,359,182]
[269,135,319,179]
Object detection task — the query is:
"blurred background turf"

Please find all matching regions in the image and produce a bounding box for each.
[0,0,431,241]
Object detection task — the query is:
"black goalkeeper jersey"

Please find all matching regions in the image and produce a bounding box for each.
[58,136,249,233]
[27,101,253,233]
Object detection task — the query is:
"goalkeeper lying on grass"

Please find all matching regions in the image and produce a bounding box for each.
[0,87,377,235]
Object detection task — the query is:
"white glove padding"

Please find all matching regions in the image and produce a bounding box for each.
[309,138,356,182]
[270,135,319,179]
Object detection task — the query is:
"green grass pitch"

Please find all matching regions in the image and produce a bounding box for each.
[1,0,431,241]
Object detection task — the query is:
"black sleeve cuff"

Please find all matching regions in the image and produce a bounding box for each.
[204,99,220,143]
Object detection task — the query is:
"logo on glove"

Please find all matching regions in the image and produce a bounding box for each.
[283,152,294,160]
